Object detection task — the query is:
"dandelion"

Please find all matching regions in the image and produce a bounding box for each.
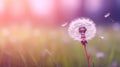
[68,18,96,67]
[68,18,96,41]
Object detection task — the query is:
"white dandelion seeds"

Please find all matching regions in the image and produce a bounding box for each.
[68,18,96,41]
[99,36,105,39]
[104,13,111,18]
[104,13,115,23]
[61,22,68,27]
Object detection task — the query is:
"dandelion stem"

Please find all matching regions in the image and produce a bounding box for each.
[82,43,90,67]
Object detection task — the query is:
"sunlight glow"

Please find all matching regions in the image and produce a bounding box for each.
[0,0,5,14]
[9,0,25,17]
[28,0,54,16]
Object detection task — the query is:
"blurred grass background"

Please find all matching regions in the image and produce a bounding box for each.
[0,26,119,67]
[0,0,119,67]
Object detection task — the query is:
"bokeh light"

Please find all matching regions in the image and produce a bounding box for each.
[0,0,119,67]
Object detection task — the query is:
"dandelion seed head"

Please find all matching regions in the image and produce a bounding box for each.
[68,18,96,41]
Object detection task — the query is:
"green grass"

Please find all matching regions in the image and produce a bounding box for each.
[0,27,120,67]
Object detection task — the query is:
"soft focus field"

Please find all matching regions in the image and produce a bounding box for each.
[0,26,120,67]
